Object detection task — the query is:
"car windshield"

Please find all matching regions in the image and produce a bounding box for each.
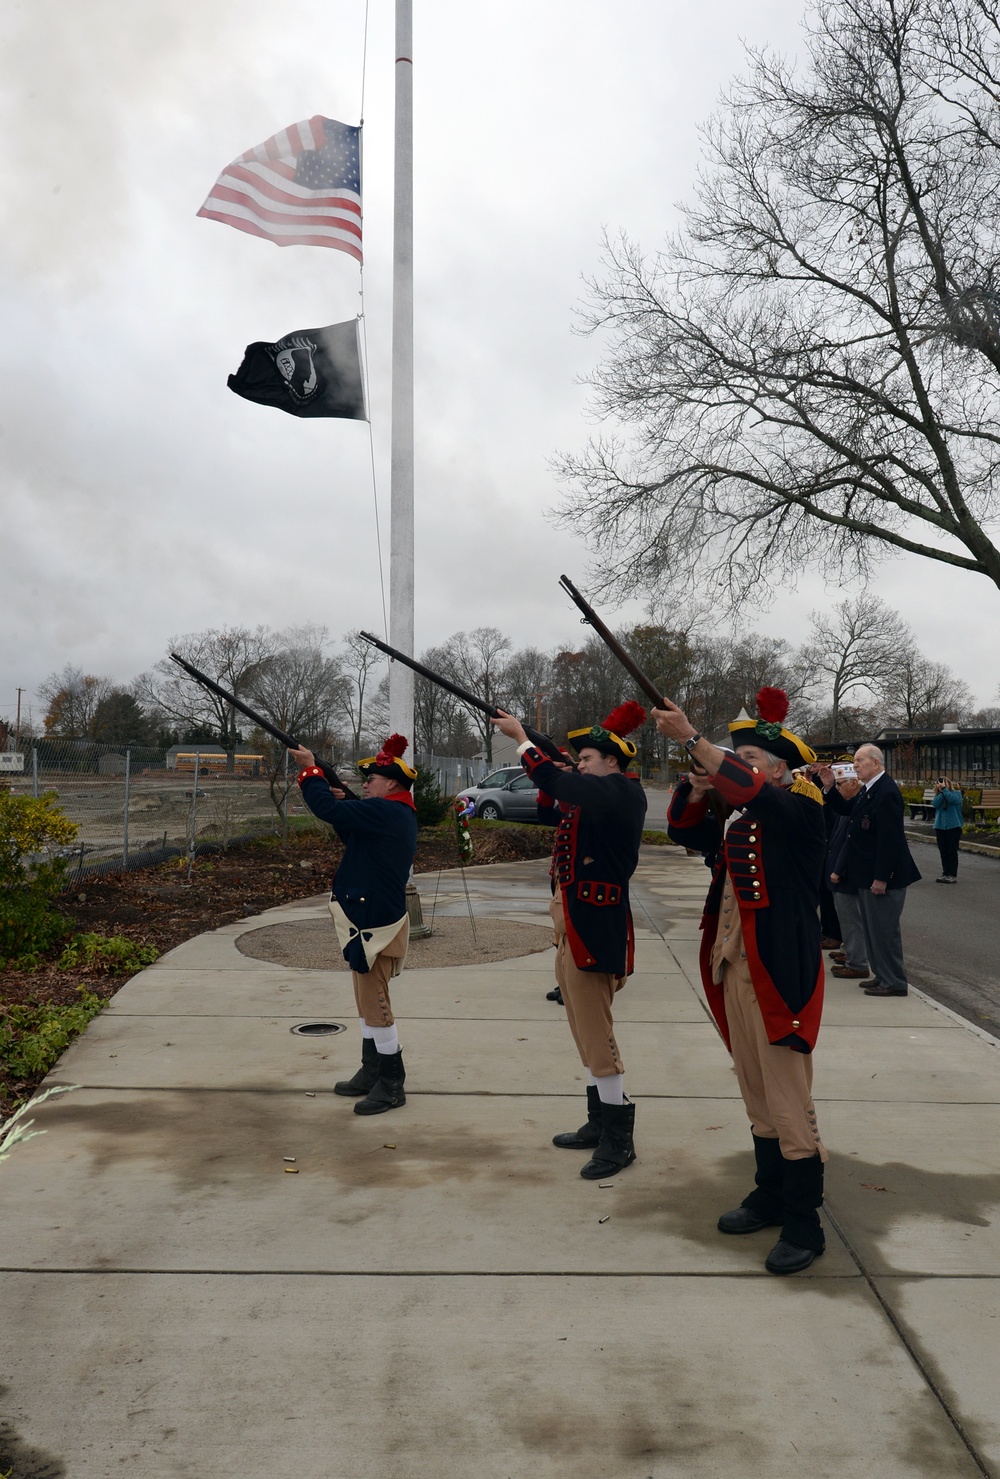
[480,770,514,788]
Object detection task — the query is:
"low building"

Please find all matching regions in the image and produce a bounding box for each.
[877,725,1000,787]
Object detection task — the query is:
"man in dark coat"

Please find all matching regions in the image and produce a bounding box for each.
[659,687,828,1275]
[824,772,872,982]
[289,733,418,1114]
[491,703,647,1180]
[818,744,920,998]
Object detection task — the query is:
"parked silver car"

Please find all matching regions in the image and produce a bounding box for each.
[459,766,523,802]
[458,771,541,822]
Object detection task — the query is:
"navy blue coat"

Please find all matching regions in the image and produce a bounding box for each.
[668,758,827,1053]
[520,745,647,975]
[298,771,418,971]
[824,773,921,891]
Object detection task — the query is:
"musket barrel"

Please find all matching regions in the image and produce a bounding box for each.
[168,653,356,795]
[358,632,566,763]
[558,575,667,709]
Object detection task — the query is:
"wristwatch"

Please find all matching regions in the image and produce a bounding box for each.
[682,732,702,752]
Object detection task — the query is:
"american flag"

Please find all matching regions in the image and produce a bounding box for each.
[197,116,362,262]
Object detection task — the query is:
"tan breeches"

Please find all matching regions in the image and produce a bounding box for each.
[549,897,625,1077]
[722,956,827,1162]
[351,924,408,1028]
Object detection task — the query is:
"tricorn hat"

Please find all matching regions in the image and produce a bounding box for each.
[728,688,816,770]
[568,700,646,765]
[358,733,417,787]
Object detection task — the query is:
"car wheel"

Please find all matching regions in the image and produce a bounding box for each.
[478,801,502,821]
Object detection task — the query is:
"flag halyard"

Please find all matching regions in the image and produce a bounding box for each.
[198,116,362,261]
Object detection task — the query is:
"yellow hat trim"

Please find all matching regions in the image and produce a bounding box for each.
[567,725,637,760]
[359,756,418,781]
[728,720,817,766]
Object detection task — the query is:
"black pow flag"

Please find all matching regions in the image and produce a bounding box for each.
[227,320,367,420]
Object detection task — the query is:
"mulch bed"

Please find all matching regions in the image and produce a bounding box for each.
[0,822,554,1113]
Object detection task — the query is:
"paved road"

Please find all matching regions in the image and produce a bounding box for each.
[902,836,1000,1038]
[645,803,1000,1038]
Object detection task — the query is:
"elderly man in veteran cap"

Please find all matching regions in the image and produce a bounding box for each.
[658,688,828,1275]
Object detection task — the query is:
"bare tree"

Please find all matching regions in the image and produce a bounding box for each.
[38,666,113,738]
[338,631,386,761]
[136,626,276,765]
[439,628,512,764]
[882,651,973,729]
[557,0,1000,608]
[969,705,1000,729]
[501,647,555,732]
[547,638,624,746]
[246,626,348,818]
[807,595,913,741]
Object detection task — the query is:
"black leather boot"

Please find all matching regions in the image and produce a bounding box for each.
[718,1133,784,1234]
[334,1035,379,1097]
[552,1086,601,1149]
[580,1100,636,1179]
[354,1049,407,1116]
[765,1153,825,1274]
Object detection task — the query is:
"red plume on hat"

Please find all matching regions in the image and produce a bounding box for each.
[375,733,409,765]
[600,700,646,737]
[755,688,789,725]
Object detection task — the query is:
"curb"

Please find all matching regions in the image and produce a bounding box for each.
[904,830,1000,859]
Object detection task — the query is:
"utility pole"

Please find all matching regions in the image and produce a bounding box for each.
[15,687,23,750]
[388,0,414,743]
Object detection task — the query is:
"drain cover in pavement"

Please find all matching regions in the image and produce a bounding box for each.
[290,1021,346,1036]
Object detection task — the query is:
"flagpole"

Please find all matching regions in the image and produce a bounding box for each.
[388,0,414,741]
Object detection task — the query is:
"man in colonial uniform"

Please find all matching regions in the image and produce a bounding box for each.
[657,689,828,1275]
[492,703,647,1179]
[289,734,418,1116]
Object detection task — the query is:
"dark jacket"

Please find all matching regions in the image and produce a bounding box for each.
[669,757,827,1054]
[826,812,855,894]
[824,772,921,890]
[297,770,418,971]
[519,745,647,976]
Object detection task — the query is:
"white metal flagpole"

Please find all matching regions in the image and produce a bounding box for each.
[388,0,414,741]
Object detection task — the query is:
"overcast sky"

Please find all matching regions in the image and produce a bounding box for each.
[2,0,996,731]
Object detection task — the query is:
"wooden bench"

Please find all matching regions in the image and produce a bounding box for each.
[908,789,937,822]
[970,788,1000,825]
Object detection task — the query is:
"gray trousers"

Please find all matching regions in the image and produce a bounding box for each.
[833,892,868,971]
[857,887,909,992]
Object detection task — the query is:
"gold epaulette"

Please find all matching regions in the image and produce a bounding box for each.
[791,774,823,804]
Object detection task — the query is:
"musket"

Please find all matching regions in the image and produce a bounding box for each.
[358,632,569,765]
[558,575,667,709]
[168,653,357,797]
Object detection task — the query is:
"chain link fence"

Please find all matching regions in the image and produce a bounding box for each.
[2,738,331,880]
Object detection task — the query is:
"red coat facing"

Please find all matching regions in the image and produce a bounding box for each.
[669,756,827,1054]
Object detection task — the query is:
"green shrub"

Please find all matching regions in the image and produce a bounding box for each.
[0,792,77,965]
[58,933,159,976]
[0,989,104,1080]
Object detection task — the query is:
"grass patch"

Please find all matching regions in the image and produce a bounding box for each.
[641,830,675,845]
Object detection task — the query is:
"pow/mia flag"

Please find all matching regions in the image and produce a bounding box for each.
[227,320,367,420]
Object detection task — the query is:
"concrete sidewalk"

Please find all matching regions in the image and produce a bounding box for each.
[1,846,998,1478]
